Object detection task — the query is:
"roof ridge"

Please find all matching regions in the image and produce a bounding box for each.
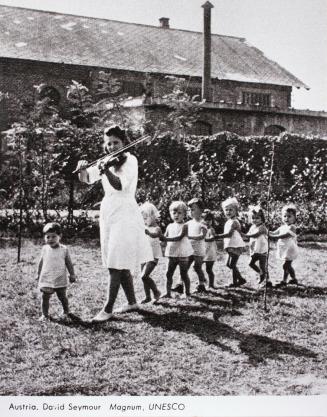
[0,3,245,40]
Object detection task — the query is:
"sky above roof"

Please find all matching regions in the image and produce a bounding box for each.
[0,0,326,111]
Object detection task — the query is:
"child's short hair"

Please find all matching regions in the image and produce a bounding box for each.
[187,198,204,210]
[249,205,265,223]
[282,204,297,217]
[140,202,160,222]
[43,222,62,235]
[222,197,239,212]
[202,209,215,222]
[169,201,188,215]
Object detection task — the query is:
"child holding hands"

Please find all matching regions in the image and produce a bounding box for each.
[37,223,76,321]
[140,202,162,303]
[162,201,193,298]
[202,209,218,289]
[244,207,271,286]
[269,204,299,287]
[217,197,246,287]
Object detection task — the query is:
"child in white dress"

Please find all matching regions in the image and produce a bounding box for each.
[202,210,218,289]
[162,201,193,298]
[217,197,246,287]
[269,204,299,287]
[140,202,162,303]
[37,223,76,321]
[243,207,271,287]
[172,198,207,294]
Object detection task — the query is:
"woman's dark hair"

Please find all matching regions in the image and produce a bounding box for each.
[104,125,129,144]
[43,222,62,235]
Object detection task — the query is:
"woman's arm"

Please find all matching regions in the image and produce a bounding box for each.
[102,167,122,190]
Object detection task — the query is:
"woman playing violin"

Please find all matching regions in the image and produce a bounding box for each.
[76,125,153,321]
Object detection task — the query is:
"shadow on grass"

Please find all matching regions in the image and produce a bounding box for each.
[139,310,317,366]
[273,285,327,299]
[50,313,125,335]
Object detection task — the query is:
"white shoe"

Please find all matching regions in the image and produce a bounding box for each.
[92,310,113,322]
[115,303,140,313]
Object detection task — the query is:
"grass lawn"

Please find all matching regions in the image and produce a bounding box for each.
[1,239,327,396]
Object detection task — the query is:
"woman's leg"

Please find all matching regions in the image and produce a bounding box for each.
[56,288,69,314]
[165,258,178,297]
[179,259,191,296]
[120,270,137,305]
[206,261,216,288]
[103,269,122,313]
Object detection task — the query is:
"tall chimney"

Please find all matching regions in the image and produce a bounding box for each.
[159,17,170,28]
[202,1,214,102]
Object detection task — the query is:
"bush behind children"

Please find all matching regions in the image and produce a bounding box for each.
[36,200,299,322]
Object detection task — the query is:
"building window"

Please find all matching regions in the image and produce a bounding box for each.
[39,86,61,105]
[192,121,212,136]
[122,80,144,97]
[242,92,271,107]
[264,125,286,135]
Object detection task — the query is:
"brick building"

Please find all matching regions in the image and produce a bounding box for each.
[0,3,327,139]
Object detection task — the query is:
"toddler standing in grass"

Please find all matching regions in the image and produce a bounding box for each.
[217,197,246,288]
[140,202,162,303]
[161,201,193,298]
[243,207,271,287]
[37,222,76,321]
[269,204,299,288]
[172,198,207,294]
[202,209,218,289]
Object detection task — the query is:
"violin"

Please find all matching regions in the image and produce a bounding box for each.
[98,153,127,174]
[73,133,153,174]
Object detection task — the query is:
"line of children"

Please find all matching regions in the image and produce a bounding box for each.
[36,201,299,321]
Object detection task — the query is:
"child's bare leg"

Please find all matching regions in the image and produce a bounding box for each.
[141,260,160,302]
[229,254,245,286]
[103,269,122,313]
[249,254,261,273]
[206,261,216,287]
[193,256,205,285]
[165,258,178,297]
[56,288,69,314]
[41,292,51,317]
[179,259,191,296]
[120,270,137,305]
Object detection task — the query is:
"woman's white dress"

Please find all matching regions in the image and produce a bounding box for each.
[86,153,153,270]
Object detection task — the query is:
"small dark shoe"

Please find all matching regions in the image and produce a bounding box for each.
[141,298,152,304]
[196,284,207,293]
[288,279,298,285]
[171,284,184,294]
[275,281,287,288]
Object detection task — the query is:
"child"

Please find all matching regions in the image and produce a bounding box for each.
[202,209,218,289]
[37,223,76,321]
[172,198,207,294]
[244,206,271,286]
[217,197,246,287]
[161,201,193,298]
[140,202,162,303]
[269,204,299,287]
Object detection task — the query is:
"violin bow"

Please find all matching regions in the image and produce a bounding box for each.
[73,132,157,174]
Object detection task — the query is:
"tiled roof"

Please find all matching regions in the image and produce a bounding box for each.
[0,5,308,88]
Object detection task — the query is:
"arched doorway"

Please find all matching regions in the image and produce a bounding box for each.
[264,125,286,135]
